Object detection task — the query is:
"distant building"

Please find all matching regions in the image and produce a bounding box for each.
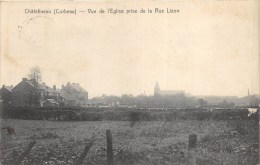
[39,84,64,106]
[12,78,63,107]
[3,77,89,108]
[12,78,40,107]
[154,81,185,96]
[196,95,238,103]
[0,85,13,105]
[60,82,88,107]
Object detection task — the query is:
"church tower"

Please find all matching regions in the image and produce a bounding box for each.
[154,81,160,96]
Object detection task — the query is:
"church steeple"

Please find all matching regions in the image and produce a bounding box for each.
[154,81,160,96]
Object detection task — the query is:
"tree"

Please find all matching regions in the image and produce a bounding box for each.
[27,66,42,107]
[198,98,207,107]
[27,66,42,83]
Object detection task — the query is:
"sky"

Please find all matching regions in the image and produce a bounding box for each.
[0,0,259,98]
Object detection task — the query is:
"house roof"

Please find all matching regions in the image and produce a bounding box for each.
[2,86,13,92]
[43,99,59,104]
[159,90,185,95]
[27,79,37,87]
[60,90,77,101]
[26,79,55,92]
[68,83,87,93]
[60,83,87,101]
[38,83,55,93]
[13,78,57,94]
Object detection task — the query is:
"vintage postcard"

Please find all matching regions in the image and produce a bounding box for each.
[0,0,259,164]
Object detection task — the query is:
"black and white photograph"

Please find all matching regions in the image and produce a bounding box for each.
[0,0,259,164]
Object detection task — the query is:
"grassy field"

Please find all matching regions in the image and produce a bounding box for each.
[0,119,258,165]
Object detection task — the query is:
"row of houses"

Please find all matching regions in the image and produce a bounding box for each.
[0,78,88,108]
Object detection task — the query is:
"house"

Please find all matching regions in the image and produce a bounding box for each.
[12,78,39,107]
[0,85,13,105]
[59,89,77,107]
[39,84,64,105]
[12,78,62,107]
[11,78,88,108]
[43,99,59,108]
[60,82,88,107]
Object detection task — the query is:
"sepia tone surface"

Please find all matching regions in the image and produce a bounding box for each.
[0,1,259,165]
[0,0,259,97]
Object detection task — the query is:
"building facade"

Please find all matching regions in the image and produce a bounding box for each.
[12,78,41,107]
[0,85,13,106]
[5,78,88,108]
[60,82,88,107]
[154,81,185,96]
[12,78,63,107]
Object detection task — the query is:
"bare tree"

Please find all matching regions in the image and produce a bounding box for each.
[27,66,42,83]
[27,66,42,107]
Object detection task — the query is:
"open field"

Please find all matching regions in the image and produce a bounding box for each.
[0,119,258,165]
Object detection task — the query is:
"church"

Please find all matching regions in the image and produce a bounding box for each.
[154,81,185,96]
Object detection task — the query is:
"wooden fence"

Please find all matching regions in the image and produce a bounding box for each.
[8,131,200,165]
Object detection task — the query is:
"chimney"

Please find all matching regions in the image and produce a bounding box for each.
[11,85,13,88]
[53,85,56,90]
[62,84,64,89]
[2,85,5,88]
[22,78,27,81]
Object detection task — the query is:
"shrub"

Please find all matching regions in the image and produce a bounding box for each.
[1,106,255,122]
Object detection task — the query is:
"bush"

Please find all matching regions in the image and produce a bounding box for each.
[1,106,254,122]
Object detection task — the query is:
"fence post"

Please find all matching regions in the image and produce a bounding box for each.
[75,138,95,165]
[106,129,113,165]
[188,134,197,165]
[14,141,36,164]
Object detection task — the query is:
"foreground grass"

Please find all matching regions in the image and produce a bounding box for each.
[0,119,258,165]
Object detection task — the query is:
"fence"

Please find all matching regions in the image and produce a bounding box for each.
[4,129,200,165]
